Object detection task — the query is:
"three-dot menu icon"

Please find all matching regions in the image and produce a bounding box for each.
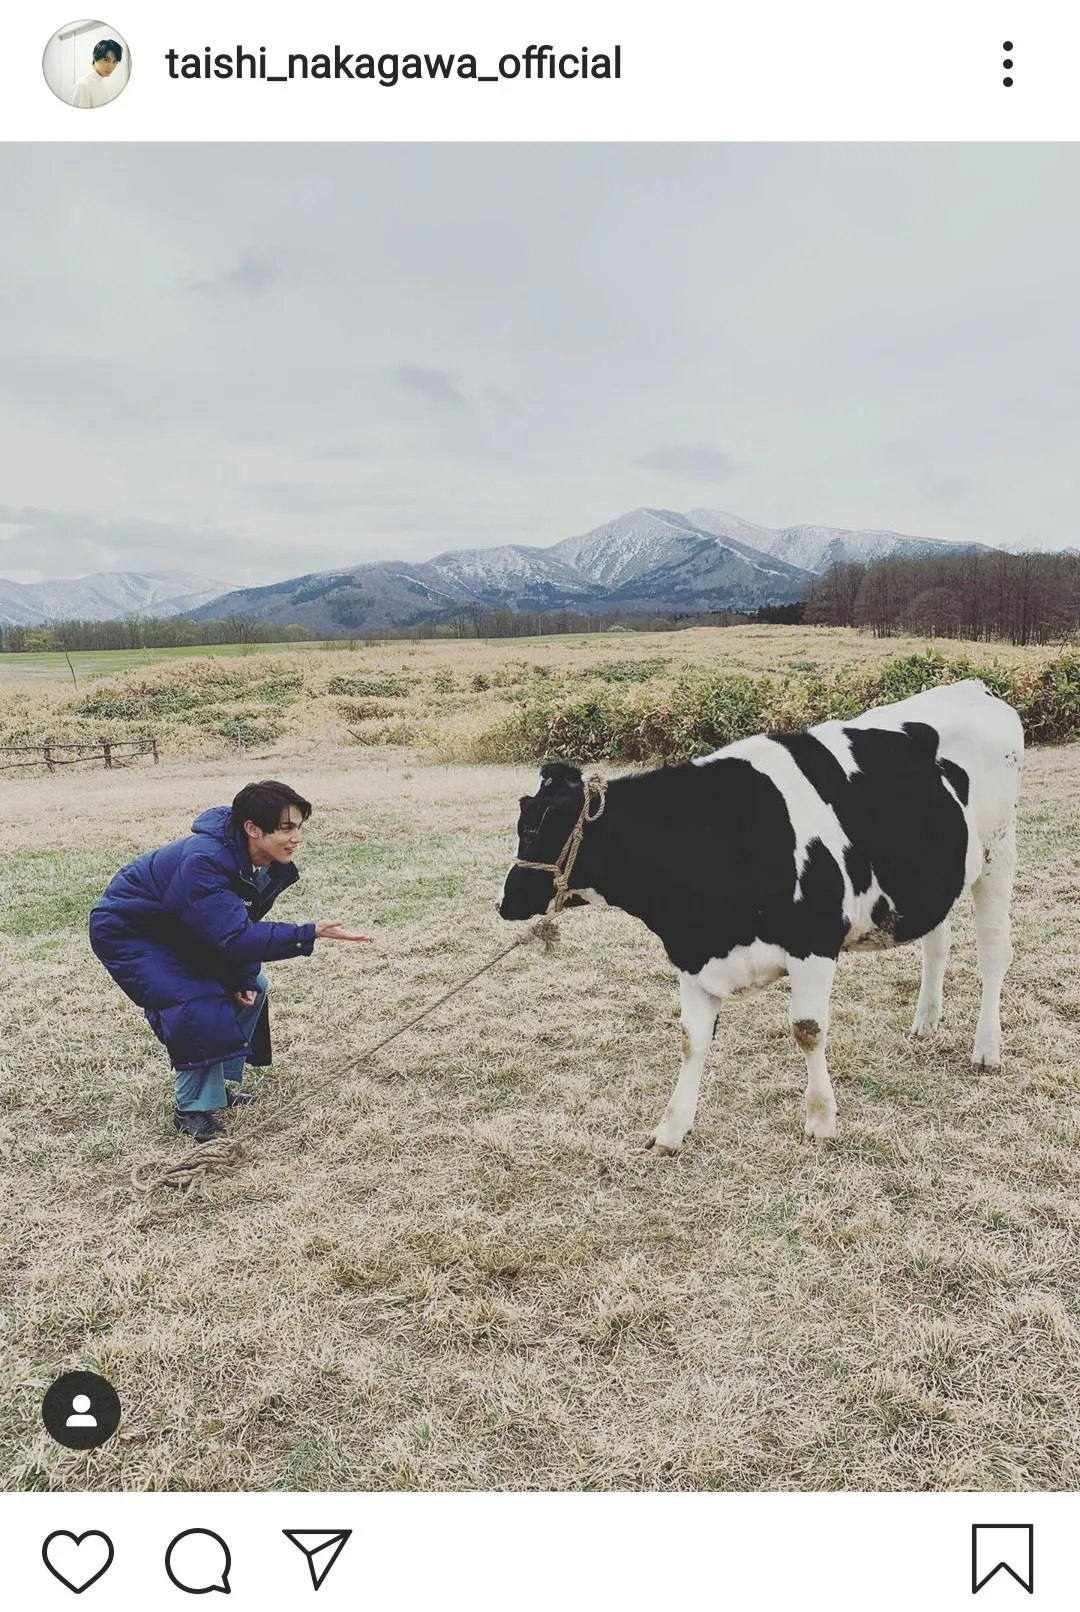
[1003,41,1013,87]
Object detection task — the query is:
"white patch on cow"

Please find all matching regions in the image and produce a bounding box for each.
[788,953,838,1140]
[725,734,855,900]
[647,974,720,1153]
[809,724,860,777]
[911,918,950,1036]
[692,939,788,999]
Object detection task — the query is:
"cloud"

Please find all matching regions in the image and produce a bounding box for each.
[393,365,466,408]
[924,475,970,504]
[0,506,236,583]
[484,386,522,415]
[1,143,1077,575]
[186,256,279,295]
[634,444,739,480]
[239,480,441,516]
[240,482,371,516]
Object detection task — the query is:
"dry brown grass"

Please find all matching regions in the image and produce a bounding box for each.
[2,734,1080,1492]
[0,626,1065,766]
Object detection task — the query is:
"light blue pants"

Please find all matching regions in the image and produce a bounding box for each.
[174,972,269,1113]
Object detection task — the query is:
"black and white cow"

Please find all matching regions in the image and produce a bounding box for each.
[497,679,1024,1152]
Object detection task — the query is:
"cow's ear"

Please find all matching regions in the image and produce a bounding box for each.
[539,760,582,790]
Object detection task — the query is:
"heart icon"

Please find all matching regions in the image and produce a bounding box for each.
[42,1531,115,1595]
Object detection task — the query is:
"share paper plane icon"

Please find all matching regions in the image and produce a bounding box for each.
[283,1530,352,1591]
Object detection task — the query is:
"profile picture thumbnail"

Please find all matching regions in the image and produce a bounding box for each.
[43,20,130,109]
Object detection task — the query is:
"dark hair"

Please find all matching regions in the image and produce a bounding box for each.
[229,780,312,836]
[93,38,123,63]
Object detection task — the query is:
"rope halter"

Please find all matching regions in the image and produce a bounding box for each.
[511,773,607,914]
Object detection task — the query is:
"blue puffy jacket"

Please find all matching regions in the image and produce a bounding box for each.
[89,806,316,1072]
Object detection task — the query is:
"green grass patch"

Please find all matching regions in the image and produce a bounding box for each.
[0,851,133,936]
[572,657,672,684]
[328,674,410,698]
[0,643,338,683]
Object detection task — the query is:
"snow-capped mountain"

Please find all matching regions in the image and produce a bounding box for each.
[193,508,816,630]
[0,570,229,627]
[423,545,598,604]
[553,507,815,589]
[16,507,993,633]
[686,509,991,575]
[550,508,712,588]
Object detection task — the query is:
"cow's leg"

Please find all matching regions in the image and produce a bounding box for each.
[645,975,718,1156]
[910,917,950,1038]
[971,825,1016,1068]
[788,954,838,1141]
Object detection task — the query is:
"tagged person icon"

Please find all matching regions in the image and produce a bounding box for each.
[42,1371,121,1450]
[65,1393,98,1428]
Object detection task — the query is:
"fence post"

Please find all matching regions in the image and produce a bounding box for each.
[151,737,159,764]
[44,739,54,772]
[236,723,243,756]
[101,736,112,770]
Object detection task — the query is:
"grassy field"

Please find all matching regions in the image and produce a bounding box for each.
[0,641,338,683]
[3,712,1080,1490]
[0,625,1072,765]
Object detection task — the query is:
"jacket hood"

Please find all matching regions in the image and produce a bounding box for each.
[191,805,235,842]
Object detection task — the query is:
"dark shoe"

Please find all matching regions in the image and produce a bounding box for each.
[226,1086,260,1108]
[173,1108,225,1143]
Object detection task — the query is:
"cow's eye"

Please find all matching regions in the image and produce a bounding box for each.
[518,801,548,836]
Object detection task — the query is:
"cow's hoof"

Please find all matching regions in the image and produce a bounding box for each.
[802,1127,837,1147]
[909,1008,942,1039]
[644,1130,682,1156]
[971,1051,1001,1071]
[803,1111,837,1144]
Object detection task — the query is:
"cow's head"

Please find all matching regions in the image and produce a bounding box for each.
[497,760,593,920]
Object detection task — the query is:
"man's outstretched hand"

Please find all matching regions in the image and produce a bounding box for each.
[315,919,373,942]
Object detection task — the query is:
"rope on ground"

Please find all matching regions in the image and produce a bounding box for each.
[130,914,561,1195]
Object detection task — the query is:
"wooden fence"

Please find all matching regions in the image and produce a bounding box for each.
[0,737,159,772]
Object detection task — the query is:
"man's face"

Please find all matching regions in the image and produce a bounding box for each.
[245,806,305,866]
[94,52,118,77]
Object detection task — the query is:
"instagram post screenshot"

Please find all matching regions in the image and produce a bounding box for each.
[2,1,1079,1605]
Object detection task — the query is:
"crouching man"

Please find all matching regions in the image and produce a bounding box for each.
[89,779,368,1143]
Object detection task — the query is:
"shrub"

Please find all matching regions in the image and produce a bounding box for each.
[337,698,404,722]
[347,719,415,747]
[866,651,950,702]
[196,712,285,747]
[473,654,1080,764]
[1020,658,1080,743]
[573,657,672,684]
[327,673,410,698]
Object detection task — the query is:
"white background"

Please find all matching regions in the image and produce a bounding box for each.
[1,0,1078,140]
[4,1491,1066,1607]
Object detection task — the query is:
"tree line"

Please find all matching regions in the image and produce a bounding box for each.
[806,550,1080,645]
[0,604,805,654]
[356,603,805,641]
[0,616,317,653]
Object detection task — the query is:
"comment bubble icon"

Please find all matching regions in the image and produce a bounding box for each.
[164,1530,232,1596]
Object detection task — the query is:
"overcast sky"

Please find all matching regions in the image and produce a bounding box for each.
[0,143,1077,586]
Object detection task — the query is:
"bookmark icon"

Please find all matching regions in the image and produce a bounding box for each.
[972,1524,1034,1594]
[283,1531,352,1592]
